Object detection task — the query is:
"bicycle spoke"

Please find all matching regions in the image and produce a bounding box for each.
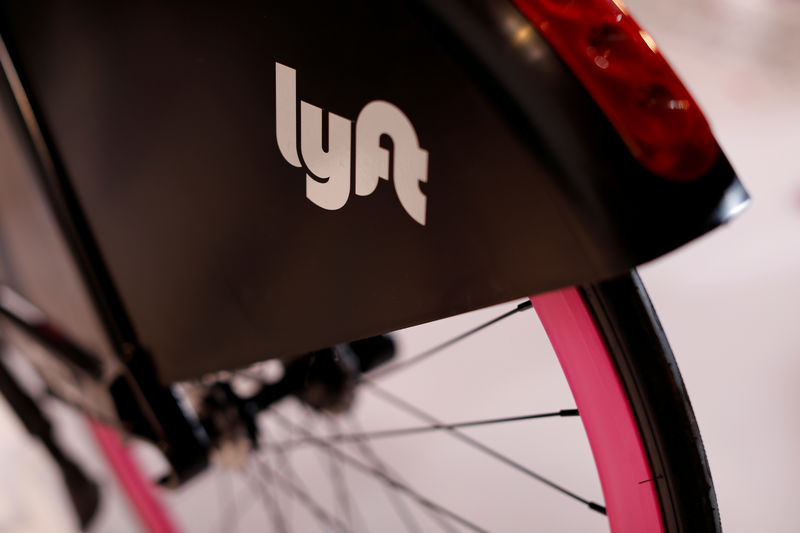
[305,414,354,528]
[267,408,489,533]
[211,464,279,533]
[362,380,606,515]
[275,410,580,449]
[321,418,354,530]
[262,408,359,532]
[259,427,292,532]
[247,457,289,533]
[325,417,370,532]
[285,406,419,532]
[253,455,351,533]
[345,416,440,533]
[369,300,533,379]
[262,421,299,525]
[227,298,605,526]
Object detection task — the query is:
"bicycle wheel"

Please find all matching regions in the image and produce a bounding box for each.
[553,272,720,532]
[0,0,732,530]
[86,269,718,533]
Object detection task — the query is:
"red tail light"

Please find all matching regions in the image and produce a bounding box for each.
[512,0,720,180]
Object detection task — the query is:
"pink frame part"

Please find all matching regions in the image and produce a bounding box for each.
[87,419,182,533]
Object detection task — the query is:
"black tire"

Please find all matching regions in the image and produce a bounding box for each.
[581,269,721,532]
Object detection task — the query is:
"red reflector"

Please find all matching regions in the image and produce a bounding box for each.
[511,0,719,180]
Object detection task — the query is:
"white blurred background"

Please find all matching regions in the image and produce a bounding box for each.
[1,0,798,531]
[633,0,800,531]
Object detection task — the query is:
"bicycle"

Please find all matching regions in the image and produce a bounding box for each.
[0,0,749,531]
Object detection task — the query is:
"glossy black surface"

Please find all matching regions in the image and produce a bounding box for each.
[0,0,746,385]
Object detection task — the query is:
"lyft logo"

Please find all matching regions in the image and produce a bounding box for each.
[275,62,429,225]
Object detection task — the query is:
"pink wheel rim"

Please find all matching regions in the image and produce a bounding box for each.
[87,419,182,533]
[532,287,664,533]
